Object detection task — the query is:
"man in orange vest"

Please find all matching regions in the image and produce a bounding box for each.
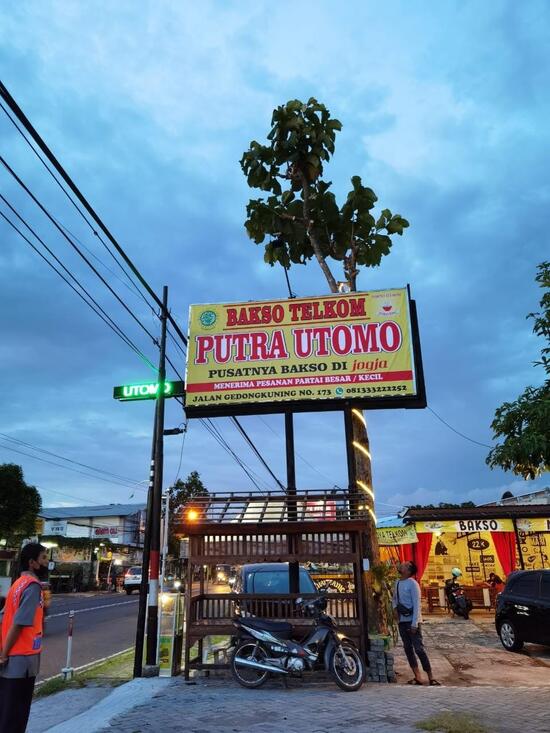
[0,542,48,733]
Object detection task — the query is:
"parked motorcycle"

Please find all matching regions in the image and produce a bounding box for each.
[231,595,365,691]
[445,577,473,619]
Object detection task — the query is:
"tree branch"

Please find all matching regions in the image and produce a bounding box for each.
[299,171,339,294]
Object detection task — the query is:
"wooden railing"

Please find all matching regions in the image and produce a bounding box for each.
[189,593,359,624]
[425,585,499,612]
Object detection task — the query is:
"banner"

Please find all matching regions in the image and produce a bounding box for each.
[515,518,550,533]
[185,289,422,415]
[377,525,418,546]
[415,519,514,533]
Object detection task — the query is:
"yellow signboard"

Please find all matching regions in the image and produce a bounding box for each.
[516,518,550,533]
[185,289,422,415]
[415,519,514,534]
[377,525,418,546]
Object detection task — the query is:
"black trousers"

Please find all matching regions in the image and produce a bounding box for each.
[398,621,432,673]
[0,675,36,733]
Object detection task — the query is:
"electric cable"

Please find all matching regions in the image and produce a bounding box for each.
[0,81,189,349]
[230,416,285,490]
[0,432,143,485]
[0,205,157,371]
[0,155,159,348]
[428,406,493,449]
[0,440,147,491]
[0,97,156,310]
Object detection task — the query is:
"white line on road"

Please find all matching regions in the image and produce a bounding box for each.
[48,600,138,619]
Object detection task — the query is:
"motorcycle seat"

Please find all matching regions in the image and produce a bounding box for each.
[236,617,294,637]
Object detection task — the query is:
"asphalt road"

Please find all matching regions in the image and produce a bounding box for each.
[40,592,139,680]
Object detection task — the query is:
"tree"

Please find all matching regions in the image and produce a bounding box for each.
[486,262,550,480]
[409,502,476,510]
[167,471,209,555]
[0,463,42,544]
[241,98,410,631]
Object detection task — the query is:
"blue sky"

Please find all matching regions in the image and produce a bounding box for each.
[0,1,548,515]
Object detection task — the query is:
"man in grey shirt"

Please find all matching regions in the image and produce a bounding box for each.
[392,561,440,686]
[0,542,48,732]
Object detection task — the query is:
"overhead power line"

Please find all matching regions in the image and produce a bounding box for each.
[230,417,285,491]
[428,407,493,449]
[0,203,157,371]
[0,440,146,491]
[0,97,155,311]
[0,433,143,485]
[0,80,189,349]
[0,154,159,350]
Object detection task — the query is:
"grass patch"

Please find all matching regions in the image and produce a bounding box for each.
[35,648,134,699]
[415,712,489,733]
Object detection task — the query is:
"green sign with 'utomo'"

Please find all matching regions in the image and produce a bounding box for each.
[113,380,185,401]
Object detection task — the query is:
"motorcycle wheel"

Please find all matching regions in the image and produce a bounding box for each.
[231,641,270,689]
[329,642,365,691]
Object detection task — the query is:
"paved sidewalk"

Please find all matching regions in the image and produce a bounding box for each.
[101,678,550,733]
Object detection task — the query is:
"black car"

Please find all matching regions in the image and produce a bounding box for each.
[495,569,550,651]
[232,563,317,595]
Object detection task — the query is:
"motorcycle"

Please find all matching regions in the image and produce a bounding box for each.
[445,579,473,619]
[231,595,365,691]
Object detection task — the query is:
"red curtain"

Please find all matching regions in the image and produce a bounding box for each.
[491,531,517,576]
[412,533,433,582]
[397,543,414,564]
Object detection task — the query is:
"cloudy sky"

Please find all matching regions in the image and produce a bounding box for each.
[0,1,548,516]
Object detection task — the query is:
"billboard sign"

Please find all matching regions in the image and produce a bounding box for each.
[185,288,425,417]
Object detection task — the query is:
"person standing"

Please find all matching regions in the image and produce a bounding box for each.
[392,560,440,686]
[0,543,48,732]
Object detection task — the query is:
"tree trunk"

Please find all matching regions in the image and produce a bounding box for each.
[299,176,382,632]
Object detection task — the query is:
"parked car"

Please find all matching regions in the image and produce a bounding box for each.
[495,569,550,651]
[232,563,317,595]
[123,566,142,594]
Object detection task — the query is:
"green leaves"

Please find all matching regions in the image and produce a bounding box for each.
[487,262,550,479]
[241,98,410,288]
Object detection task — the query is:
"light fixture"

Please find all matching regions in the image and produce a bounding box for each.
[367,506,378,524]
[186,508,199,522]
[357,480,374,501]
[352,440,371,460]
[352,408,367,429]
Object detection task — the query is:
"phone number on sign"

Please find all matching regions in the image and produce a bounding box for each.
[345,385,409,395]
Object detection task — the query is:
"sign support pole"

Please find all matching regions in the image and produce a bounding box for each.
[285,411,299,594]
[146,285,168,668]
[133,401,157,677]
[344,405,369,657]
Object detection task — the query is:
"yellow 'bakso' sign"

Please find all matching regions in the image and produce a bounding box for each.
[185,288,424,416]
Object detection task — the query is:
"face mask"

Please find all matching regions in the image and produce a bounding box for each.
[35,565,49,582]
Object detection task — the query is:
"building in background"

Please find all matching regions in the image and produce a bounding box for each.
[38,503,146,591]
[484,487,550,506]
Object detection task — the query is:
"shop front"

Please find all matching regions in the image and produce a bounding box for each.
[377,506,550,611]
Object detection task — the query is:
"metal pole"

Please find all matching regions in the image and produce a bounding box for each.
[146,285,168,667]
[285,411,299,594]
[512,518,525,571]
[133,403,158,678]
[62,610,75,680]
[156,491,171,663]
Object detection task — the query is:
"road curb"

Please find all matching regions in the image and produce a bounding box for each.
[35,645,134,690]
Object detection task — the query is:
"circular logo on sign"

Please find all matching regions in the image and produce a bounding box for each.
[199,310,217,328]
[335,387,344,396]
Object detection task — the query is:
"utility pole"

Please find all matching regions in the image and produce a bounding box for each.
[285,411,299,594]
[133,402,158,677]
[145,285,168,668]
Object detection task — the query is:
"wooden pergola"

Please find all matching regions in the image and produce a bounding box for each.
[174,490,369,677]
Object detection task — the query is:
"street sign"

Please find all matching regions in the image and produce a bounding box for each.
[113,380,185,401]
